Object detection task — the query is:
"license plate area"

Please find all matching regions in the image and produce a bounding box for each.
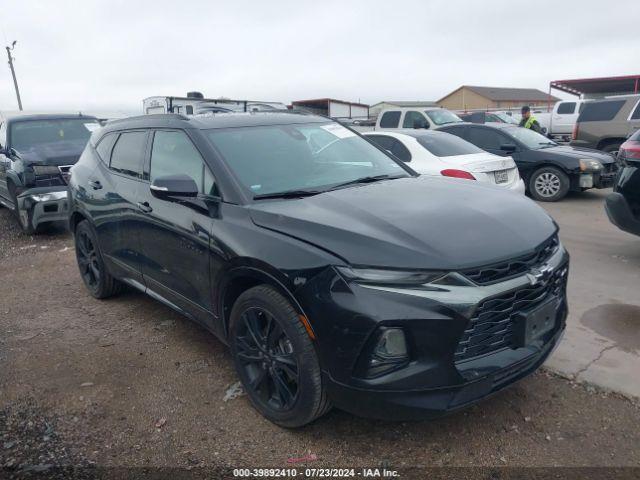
[494,169,509,184]
[514,298,559,347]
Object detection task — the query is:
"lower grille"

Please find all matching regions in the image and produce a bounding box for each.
[454,264,568,363]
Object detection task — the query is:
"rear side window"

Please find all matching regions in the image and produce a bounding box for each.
[402,111,429,129]
[150,130,216,195]
[390,140,411,162]
[379,111,401,128]
[578,100,625,122]
[96,133,117,163]
[417,133,484,157]
[556,102,576,114]
[466,127,507,151]
[630,101,640,120]
[366,135,395,151]
[110,131,147,177]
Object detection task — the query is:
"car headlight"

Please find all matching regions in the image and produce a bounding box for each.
[579,159,603,172]
[336,266,445,285]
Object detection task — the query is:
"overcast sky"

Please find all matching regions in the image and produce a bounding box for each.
[1,0,638,115]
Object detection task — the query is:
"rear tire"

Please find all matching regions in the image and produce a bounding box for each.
[74,220,122,299]
[229,285,330,428]
[528,166,570,202]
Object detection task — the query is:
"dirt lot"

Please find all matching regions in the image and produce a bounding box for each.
[1,195,639,477]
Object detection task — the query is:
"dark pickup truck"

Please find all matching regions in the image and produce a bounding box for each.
[0,113,100,233]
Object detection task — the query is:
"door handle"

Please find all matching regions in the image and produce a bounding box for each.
[137,201,153,213]
[88,180,102,190]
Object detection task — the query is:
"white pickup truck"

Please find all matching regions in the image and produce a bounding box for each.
[350,107,464,133]
[529,100,590,139]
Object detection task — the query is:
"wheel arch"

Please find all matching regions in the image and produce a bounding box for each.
[596,137,626,151]
[218,264,312,341]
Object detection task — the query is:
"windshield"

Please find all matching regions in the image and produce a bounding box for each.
[491,112,519,124]
[206,122,410,197]
[10,118,100,152]
[424,109,462,126]
[416,133,484,157]
[507,127,557,150]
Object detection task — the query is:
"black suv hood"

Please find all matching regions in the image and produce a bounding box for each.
[542,145,615,164]
[249,177,557,270]
[15,139,87,166]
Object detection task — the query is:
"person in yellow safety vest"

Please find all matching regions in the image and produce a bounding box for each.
[519,105,542,133]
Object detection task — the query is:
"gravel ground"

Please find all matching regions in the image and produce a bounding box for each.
[1,205,639,478]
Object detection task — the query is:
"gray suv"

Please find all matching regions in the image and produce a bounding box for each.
[571,95,640,155]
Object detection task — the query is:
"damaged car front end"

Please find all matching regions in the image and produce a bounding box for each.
[0,114,100,234]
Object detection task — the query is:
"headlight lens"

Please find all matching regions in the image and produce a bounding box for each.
[336,266,445,285]
[579,159,603,172]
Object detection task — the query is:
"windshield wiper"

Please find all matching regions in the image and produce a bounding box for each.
[253,189,323,200]
[328,174,406,191]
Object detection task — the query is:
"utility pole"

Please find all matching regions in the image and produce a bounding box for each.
[5,41,23,111]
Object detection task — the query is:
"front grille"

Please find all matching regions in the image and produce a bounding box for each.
[454,263,568,363]
[34,173,66,187]
[462,235,558,285]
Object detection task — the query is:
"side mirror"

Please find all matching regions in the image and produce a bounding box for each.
[500,143,517,153]
[150,174,198,199]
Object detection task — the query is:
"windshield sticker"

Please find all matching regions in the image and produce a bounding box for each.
[320,123,356,139]
[84,123,100,132]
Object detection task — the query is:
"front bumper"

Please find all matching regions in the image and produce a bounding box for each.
[299,243,569,421]
[605,192,640,236]
[17,186,69,228]
[325,327,564,420]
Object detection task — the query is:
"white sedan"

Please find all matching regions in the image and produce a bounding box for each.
[363,130,525,194]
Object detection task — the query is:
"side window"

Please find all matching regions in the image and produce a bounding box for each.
[578,100,625,122]
[0,122,6,148]
[150,130,217,195]
[366,135,395,151]
[403,111,429,129]
[556,102,576,115]
[391,140,412,162]
[441,126,467,139]
[379,111,401,128]
[96,133,117,164]
[467,127,506,150]
[631,101,640,120]
[110,131,147,177]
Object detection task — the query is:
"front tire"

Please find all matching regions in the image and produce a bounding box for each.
[74,220,122,299]
[528,166,570,202]
[229,285,330,428]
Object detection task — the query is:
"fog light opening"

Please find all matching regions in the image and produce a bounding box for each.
[366,328,409,378]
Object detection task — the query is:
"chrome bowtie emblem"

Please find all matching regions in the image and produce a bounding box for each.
[527,264,553,286]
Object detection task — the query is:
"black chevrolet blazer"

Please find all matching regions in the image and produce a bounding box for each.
[68,112,569,427]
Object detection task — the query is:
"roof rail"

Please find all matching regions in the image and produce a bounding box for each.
[107,113,190,125]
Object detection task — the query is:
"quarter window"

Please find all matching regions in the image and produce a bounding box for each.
[403,111,429,129]
[96,133,117,163]
[556,102,576,115]
[110,131,147,177]
[150,130,217,195]
[391,140,412,162]
[379,111,401,128]
[366,135,395,151]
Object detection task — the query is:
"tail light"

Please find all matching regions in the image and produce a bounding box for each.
[441,169,476,180]
[620,141,640,160]
[572,123,579,141]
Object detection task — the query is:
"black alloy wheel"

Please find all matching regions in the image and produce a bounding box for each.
[235,306,299,411]
[229,285,330,427]
[74,220,122,299]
